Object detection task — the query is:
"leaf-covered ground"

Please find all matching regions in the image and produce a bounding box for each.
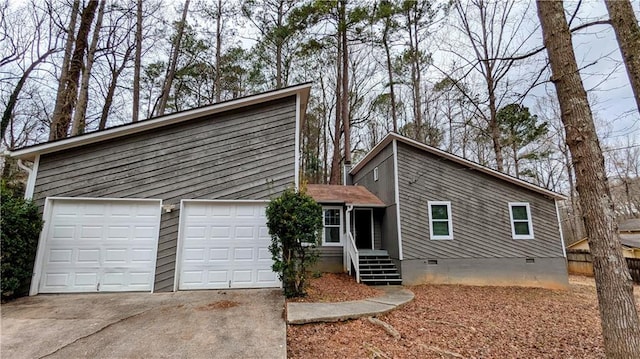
[287,275,640,358]
[288,272,383,303]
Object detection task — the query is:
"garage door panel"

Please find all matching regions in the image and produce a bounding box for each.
[38,199,161,294]
[178,202,280,290]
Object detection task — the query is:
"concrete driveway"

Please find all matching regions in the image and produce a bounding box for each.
[1,289,286,359]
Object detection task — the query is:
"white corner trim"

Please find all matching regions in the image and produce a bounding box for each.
[294,93,301,189]
[393,139,403,261]
[555,200,567,258]
[173,200,186,292]
[150,199,163,294]
[18,156,39,200]
[29,197,53,296]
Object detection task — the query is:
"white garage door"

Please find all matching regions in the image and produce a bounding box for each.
[37,198,161,293]
[178,201,280,289]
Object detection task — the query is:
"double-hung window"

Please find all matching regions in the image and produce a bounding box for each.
[322,207,343,246]
[509,202,534,239]
[428,201,453,240]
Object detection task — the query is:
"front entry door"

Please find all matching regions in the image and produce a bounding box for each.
[354,209,373,249]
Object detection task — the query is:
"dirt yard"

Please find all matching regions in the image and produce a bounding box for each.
[287,275,640,358]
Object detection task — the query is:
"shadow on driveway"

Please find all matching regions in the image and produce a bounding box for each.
[1,289,286,359]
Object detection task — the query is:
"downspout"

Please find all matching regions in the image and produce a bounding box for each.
[345,204,354,274]
[555,199,567,258]
[17,156,39,200]
[16,159,32,198]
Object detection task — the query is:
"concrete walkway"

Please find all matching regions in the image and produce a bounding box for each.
[286,286,414,324]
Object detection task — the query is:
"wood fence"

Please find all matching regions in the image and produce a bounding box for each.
[566,249,640,283]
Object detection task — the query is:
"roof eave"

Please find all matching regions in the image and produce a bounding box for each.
[353,133,566,201]
[9,83,312,161]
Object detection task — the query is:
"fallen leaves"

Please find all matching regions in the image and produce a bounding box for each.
[288,272,383,303]
[287,275,640,358]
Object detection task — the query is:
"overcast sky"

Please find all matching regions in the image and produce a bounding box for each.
[545,1,639,146]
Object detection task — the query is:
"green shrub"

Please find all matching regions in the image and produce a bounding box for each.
[266,187,322,297]
[1,182,43,300]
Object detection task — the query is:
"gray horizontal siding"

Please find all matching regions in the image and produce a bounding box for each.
[352,142,398,258]
[396,142,564,260]
[352,143,395,205]
[33,96,298,292]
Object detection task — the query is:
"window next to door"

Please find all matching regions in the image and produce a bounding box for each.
[428,201,453,240]
[322,207,343,246]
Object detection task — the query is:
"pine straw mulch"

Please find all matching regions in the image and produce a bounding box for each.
[287,275,640,359]
[288,272,384,303]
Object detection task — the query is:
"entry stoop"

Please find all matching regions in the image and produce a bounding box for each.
[358,252,402,285]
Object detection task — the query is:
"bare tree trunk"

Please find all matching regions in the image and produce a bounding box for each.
[487,76,503,172]
[156,0,190,116]
[49,0,79,140]
[329,28,342,185]
[51,0,98,140]
[1,48,57,141]
[605,0,640,114]
[340,0,350,165]
[406,3,422,142]
[214,0,222,102]
[537,2,640,357]
[72,0,105,136]
[383,28,397,133]
[132,0,143,122]
[100,45,135,130]
[275,0,284,89]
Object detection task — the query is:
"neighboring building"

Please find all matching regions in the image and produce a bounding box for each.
[309,133,569,289]
[567,218,640,259]
[10,83,569,295]
[9,84,310,295]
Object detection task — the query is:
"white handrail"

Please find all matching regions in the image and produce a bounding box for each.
[346,232,360,283]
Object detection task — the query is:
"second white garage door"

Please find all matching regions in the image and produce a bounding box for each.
[177,201,280,290]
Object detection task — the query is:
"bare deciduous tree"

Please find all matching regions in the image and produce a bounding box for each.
[605,0,640,114]
[155,0,190,116]
[537,1,640,357]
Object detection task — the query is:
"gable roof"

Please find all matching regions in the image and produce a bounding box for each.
[351,132,566,200]
[306,184,386,207]
[8,83,312,161]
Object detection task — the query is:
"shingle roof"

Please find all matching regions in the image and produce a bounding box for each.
[350,132,566,200]
[8,83,312,161]
[305,184,385,207]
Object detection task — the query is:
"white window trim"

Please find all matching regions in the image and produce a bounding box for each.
[509,202,535,239]
[428,201,453,240]
[322,206,344,247]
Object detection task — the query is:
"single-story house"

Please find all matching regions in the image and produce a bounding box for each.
[305,133,569,289]
[9,83,569,295]
[567,218,640,259]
